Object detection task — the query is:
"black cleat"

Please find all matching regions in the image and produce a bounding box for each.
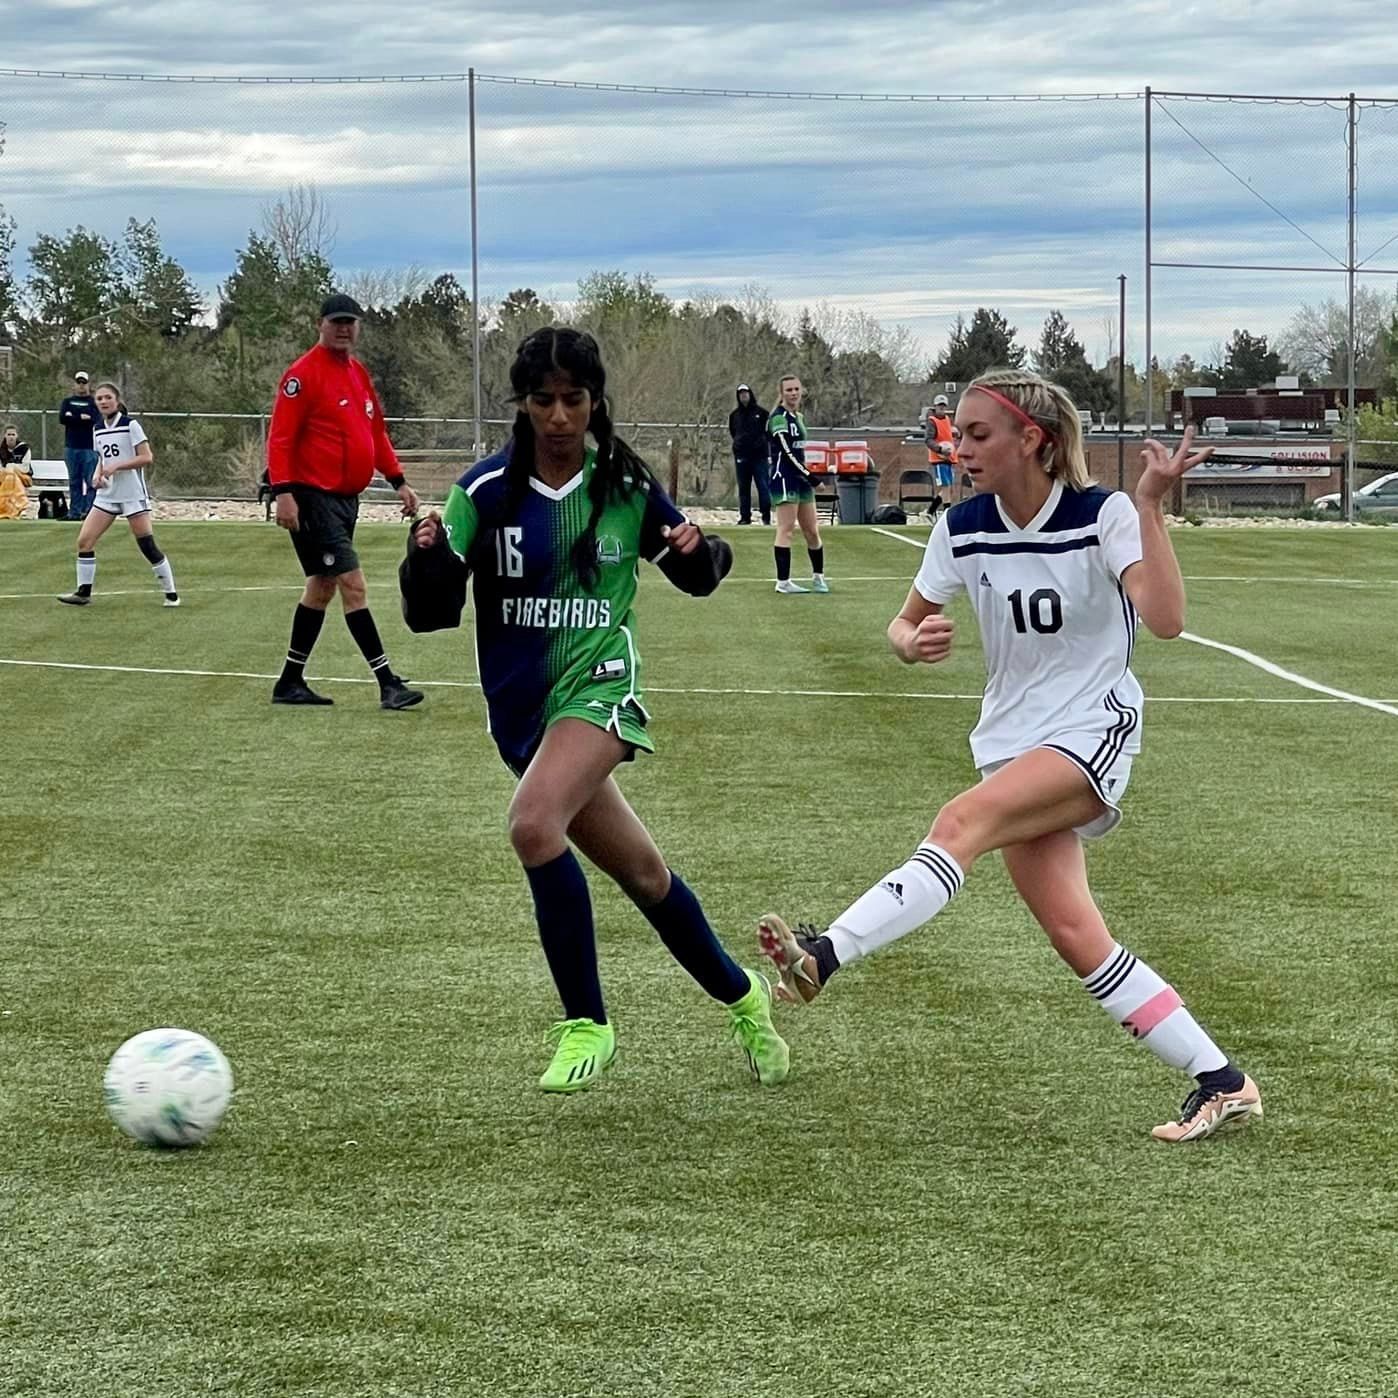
[57,591,91,606]
[379,678,425,711]
[271,681,334,706]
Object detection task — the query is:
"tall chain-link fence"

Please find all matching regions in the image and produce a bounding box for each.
[2,71,1395,509]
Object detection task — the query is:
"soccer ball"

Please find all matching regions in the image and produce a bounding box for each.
[103,1028,234,1147]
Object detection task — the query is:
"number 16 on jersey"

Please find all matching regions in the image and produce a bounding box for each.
[495,527,524,578]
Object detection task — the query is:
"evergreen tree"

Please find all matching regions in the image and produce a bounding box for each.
[1033,309,1113,413]
[26,227,118,332]
[117,219,203,338]
[934,307,1025,380]
[1204,329,1287,391]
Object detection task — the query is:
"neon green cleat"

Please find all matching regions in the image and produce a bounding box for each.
[727,969,791,1086]
[538,1018,616,1094]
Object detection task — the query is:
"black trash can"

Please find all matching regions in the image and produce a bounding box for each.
[836,473,880,524]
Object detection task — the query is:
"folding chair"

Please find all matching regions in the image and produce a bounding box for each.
[897,468,941,520]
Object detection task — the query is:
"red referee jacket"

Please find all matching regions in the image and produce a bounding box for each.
[266,344,403,496]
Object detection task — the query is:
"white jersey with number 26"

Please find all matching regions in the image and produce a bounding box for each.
[914,481,1145,769]
[93,414,150,506]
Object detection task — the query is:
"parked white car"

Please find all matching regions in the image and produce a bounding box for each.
[1312,471,1398,519]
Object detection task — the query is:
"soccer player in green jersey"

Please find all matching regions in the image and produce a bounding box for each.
[401,327,788,1094]
[767,374,828,594]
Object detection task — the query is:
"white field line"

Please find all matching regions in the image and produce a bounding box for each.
[874,525,1398,718]
[5,571,1397,603]
[1177,633,1398,717]
[0,657,1389,706]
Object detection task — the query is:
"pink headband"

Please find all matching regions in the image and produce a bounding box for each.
[968,385,1054,445]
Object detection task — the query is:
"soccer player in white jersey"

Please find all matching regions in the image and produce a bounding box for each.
[758,368,1262,1143]
[57,382,179,608]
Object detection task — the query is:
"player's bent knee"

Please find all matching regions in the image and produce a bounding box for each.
[508,807,567,867]
[928,795,991,864]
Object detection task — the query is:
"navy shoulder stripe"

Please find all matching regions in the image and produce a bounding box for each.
[1043,485,1114,533]
[945,493,1004,537]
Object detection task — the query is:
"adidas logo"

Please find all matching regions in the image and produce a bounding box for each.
[567,1057,596,1082]
[979,572,991,587]
[882,880,905,905]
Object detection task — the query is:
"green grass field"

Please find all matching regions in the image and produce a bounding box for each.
[2,520,1396,1397]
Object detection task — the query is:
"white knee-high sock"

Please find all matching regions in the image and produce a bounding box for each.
[1081,943,1227,1075]
[151,557,175,593]
[825,842,965,966]
[77,552,96,590]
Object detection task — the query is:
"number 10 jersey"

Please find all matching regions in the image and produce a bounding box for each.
[913,481,1145,769]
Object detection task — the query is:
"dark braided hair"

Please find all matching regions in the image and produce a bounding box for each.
[506,326,660,589]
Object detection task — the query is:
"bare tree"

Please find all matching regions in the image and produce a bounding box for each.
[1275,287,1395,385]
[261,183,337,271]
[342,265,431,312]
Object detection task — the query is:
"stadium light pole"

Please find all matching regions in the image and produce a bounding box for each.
[1345,92,1357,523]
[1143,87,1152,436]
[470,67,483,462]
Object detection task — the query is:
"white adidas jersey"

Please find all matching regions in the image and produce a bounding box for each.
[93,414,149,505]
[914,481,1145,769]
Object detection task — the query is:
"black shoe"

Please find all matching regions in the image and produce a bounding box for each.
[379,678,425,711]
[272,681,334,706]
[737,518,751,525]
[57,591,91,606]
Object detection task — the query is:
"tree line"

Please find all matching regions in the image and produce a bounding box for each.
[2,186,1395,496]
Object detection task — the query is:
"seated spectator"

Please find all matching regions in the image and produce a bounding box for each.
[0,424,33,520]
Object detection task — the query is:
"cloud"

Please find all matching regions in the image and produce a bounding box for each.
[4,0,1398,366]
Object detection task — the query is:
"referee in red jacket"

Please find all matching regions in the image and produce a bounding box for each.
[266,293,423,709]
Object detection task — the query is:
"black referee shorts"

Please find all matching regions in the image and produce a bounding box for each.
[288,487,360,578]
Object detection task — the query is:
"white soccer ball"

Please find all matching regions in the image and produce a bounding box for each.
[103,1028,234,1147]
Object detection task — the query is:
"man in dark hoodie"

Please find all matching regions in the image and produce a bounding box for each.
[728,383,771,526]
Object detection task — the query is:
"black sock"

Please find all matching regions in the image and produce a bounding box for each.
[279,603,327,686]
[774,546,791,582]
[344,607,394,687]
[1195,1062,1245,1095]
[526,851,605,1023]
[810,934,842,985]
[638,871,749,1004]
[808,546,824,575]
[136,534,164,565]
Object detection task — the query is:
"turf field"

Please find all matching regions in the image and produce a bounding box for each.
[2,520,1396,1397]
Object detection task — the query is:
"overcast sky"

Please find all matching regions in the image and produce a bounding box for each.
[4,0,1398,368]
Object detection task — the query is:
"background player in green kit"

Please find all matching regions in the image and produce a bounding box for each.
[401,327,789,1094]
[767,374,828,594]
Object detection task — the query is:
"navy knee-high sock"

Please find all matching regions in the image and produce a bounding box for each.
[525,851,606,1023]
[639,871,749,1004]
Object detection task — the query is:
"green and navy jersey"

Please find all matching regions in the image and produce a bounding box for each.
[767,407,808,481]
[441,446,685,765]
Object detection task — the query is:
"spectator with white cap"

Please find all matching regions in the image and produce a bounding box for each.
[58,370,99,520]
[925,393,959,511]
[728,383,770,525]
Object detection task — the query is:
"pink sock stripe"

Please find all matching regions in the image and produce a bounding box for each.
[1123,986,1182,1040]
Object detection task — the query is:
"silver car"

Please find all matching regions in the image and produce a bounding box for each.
[1313,471,1398,519]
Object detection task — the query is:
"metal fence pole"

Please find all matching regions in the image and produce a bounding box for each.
[1117,273,1127,491]
[469,67,483,462]
[1144,87,1153,435]
[40,410,48,458]
[1345,91,1357,522]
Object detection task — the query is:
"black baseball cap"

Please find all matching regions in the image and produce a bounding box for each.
[319,293,365,321]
